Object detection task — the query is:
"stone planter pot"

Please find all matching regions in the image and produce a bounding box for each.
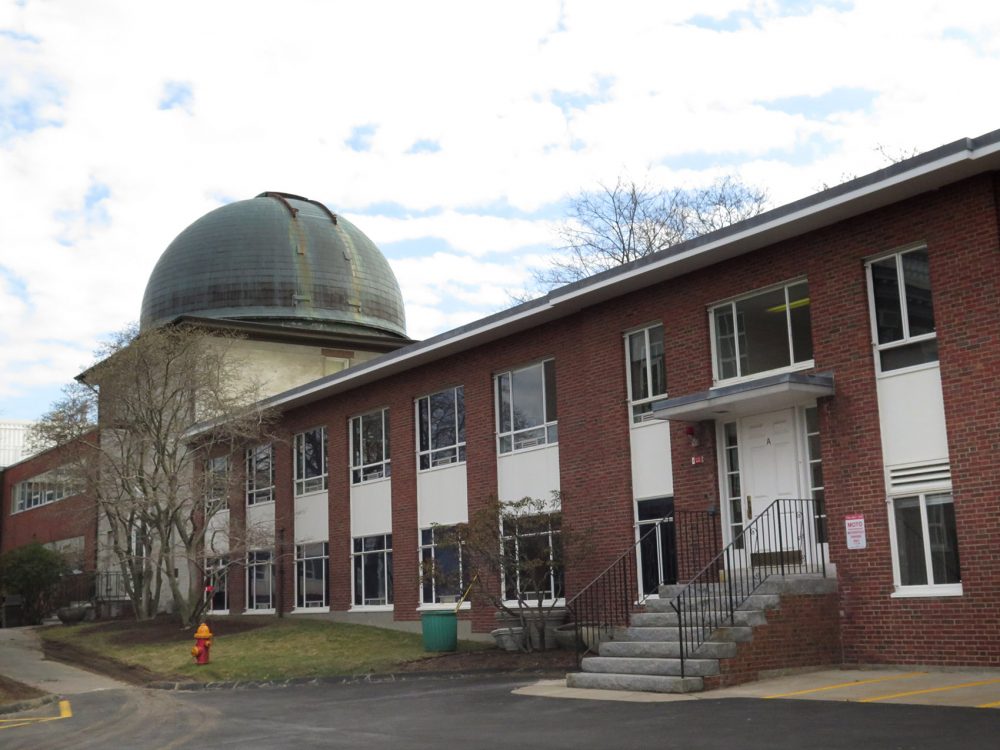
[56,606,90,625]
[490,626,526,652]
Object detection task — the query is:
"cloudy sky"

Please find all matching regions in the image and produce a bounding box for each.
[2,0,999,423]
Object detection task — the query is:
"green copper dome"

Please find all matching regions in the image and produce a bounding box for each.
[140,192,407,338]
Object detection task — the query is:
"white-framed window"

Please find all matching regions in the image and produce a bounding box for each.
[246,443,274,505]
[417,387,466,470]
[626,325,667,423]
[502,513,563,603]
[866,246,937,373]
[11,469,79,514]
[888,491,961,596]
[204,456,229,513]
[350,409,391,484]
[295,542,328,609]
[294,427,328,496]
[721,421,744,550]
[496,360,557,454]
[420,526,464,605]
[711,280,813,382]
[205,556,228,613]
[804,406,828,543]
[353,534,393,606]
[246,550,275,610]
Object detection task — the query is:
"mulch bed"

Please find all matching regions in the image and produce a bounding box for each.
[0,674,47,705]
[83,615,268,646]
[397,648,576,674]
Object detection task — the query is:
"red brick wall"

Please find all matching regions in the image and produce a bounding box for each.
[229,170,1000,665]
[1,438,97,570]
[705,593,842,688]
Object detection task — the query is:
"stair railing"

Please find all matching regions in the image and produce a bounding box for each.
[670,497,826,678]
[565,509,720,664]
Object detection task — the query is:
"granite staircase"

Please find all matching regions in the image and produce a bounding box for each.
[566,574,836,693]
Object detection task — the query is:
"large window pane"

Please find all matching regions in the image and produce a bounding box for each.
[788,282,813,363]
[902,249,934,337]
[735,287,790,375]
[894,497,928,586]
[926,493,960,585]
[871,257,903,344]
[511,365,544,430]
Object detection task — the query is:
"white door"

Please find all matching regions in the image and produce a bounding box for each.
[739,409,804,564]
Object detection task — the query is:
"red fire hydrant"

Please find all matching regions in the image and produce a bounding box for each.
[191,622,213,665]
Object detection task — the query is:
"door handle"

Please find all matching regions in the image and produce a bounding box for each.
[746,495,753,518]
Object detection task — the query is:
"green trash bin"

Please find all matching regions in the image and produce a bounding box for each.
[421,610,458,652]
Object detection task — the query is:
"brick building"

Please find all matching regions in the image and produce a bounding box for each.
[4,130,1000,689]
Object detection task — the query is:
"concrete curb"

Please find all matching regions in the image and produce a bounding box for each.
[0,693,59,716]
[145,668,571,691]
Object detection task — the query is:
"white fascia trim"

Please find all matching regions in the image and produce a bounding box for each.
[349,605,395,612]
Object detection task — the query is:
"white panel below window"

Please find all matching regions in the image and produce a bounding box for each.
[876,365,949,468]
[630,419,674,500]
[351,480,392,537]
[497,444,560,503]
[294,493,329,544]
[206,509,229,554]
[246,501,276,542]
[417,464,468,528]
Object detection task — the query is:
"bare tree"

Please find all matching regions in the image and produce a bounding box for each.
[533,175,768,292]
[32,324,274,626]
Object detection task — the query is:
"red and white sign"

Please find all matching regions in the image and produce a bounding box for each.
[845,513,867,550]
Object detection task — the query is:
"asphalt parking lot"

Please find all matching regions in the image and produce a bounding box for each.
[4,674,1000,750]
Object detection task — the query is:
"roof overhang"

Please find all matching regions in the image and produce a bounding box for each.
[650,372,835,422]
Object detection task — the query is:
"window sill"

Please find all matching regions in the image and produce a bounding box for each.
[497,441,558,458]
[876,359,940,379]
[291,606,330,614]
[417,602,471,612]
[243,608,276,615]
[630,414,668,430]
[713,360,814,389]
[247,498,275,507]
[501,598,565,608]
[891,584,963,598]
[417,461,467,475]
[349,604,394,612]
[293,488,328,500]
[206,609,230,615]
[350,475,392,487]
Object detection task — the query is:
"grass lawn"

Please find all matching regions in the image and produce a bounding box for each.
[40,617,492,683]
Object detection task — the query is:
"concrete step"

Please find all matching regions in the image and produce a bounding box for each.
[616,625,754,643]
[599,639,738,660]
[632,609,767,628]
[567,671,704,693]
[644,593,781,612]
[582,656,720,677]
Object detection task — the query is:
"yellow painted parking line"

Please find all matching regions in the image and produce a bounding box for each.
[764,672,924,699]
[859,678,1000,703]
[0,699,72,730]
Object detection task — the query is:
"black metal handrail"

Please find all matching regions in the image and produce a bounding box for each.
[565,509,720,663]
[669,498,826,678]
